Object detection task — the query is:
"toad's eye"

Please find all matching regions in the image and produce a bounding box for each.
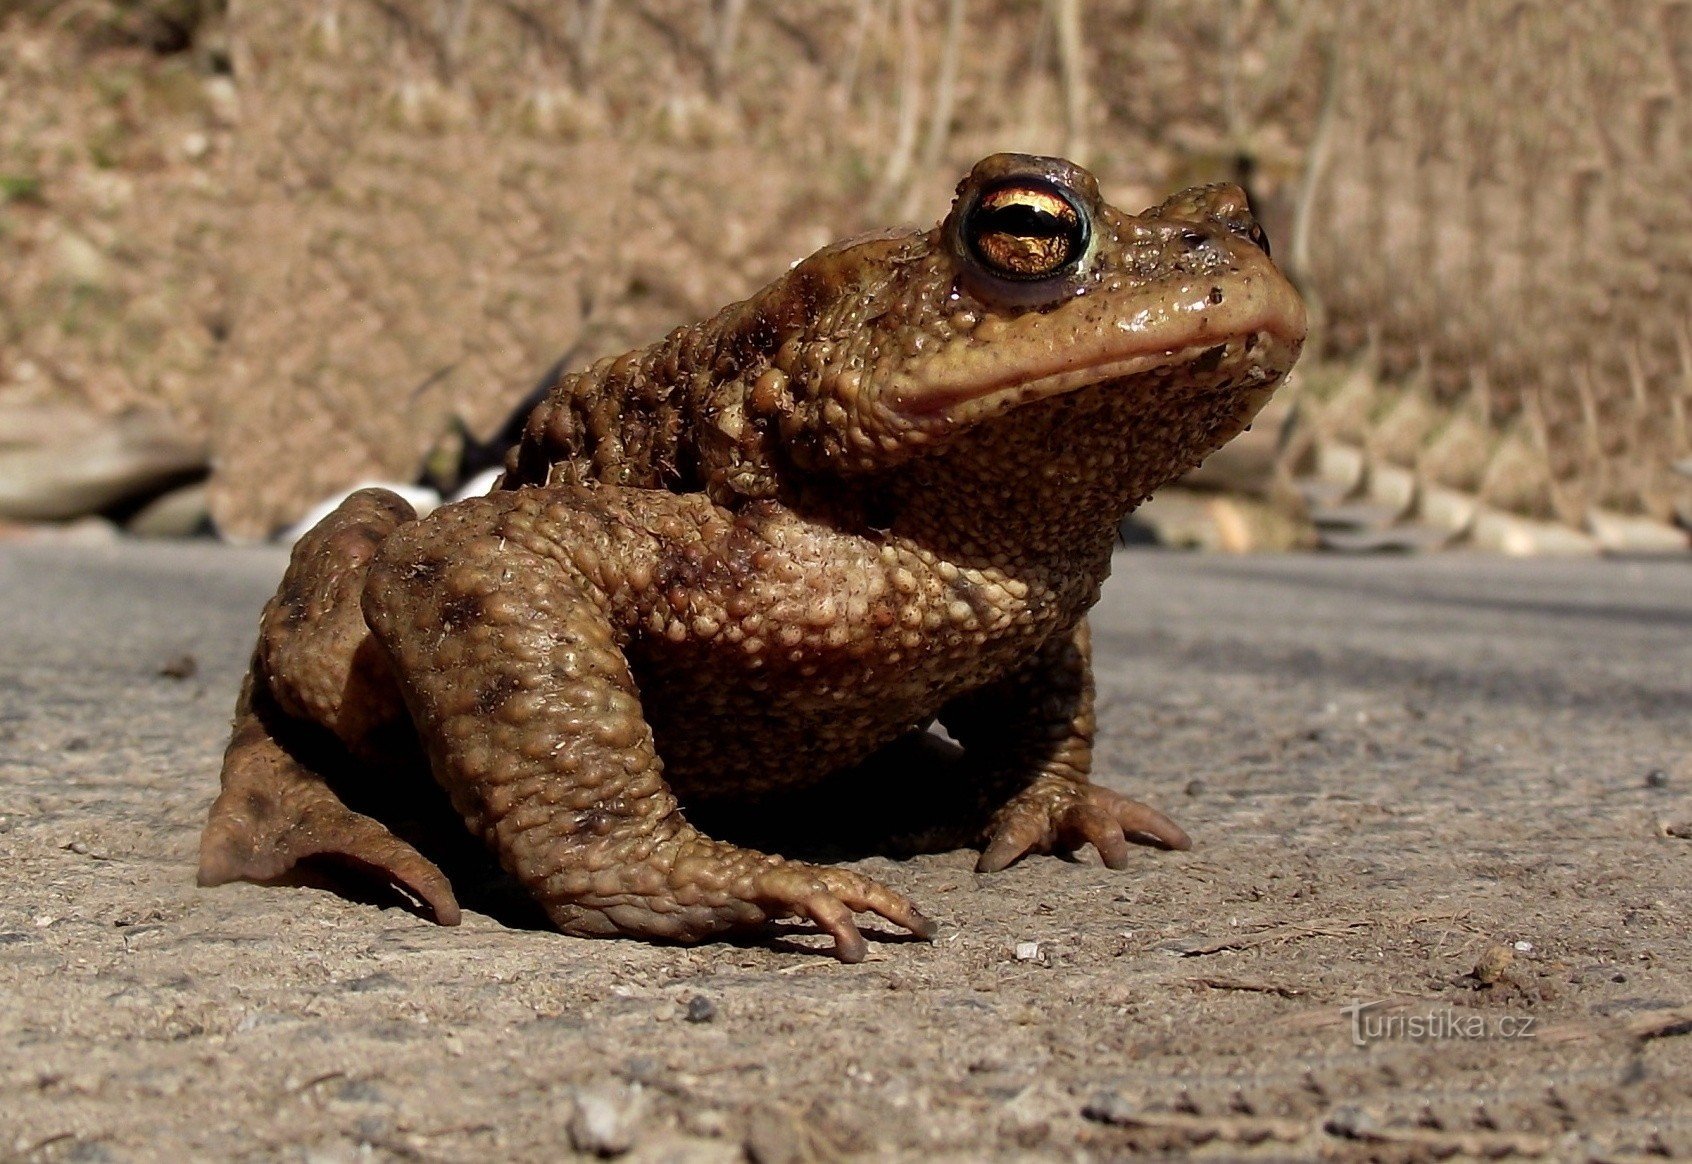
[962,180,1089,281]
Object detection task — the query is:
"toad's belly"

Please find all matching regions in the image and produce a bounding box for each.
[628,640,1021,800]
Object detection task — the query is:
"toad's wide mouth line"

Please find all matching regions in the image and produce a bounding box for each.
[892,328,1302,426]
[885,271,1307,422]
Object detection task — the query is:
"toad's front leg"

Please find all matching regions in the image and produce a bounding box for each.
[943,618,1191,872]
[362,489,934,962]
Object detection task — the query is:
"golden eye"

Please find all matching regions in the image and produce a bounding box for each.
[963,180,1089,281]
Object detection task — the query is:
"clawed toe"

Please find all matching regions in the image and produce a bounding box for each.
[802,893,870,962]
[978,780,1189,873]
[1105,789,1191,851]
[756,865,937,961]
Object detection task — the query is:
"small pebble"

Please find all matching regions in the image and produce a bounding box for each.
[157,654,198,680]
[1081,1091,1138,1126]
[567,1082,646,1158]
[1513,940,1533,953]
[1645,769,1669,789]
[684,994,717,1023]
[1014,941,1041,962]
[1184,779,1206,797]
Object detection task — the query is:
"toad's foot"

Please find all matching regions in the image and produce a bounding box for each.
[576,832,937,963]
[977,774,1191,873]
[199,700,462,925]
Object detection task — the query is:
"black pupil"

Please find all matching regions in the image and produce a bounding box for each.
[966,184,1085,279]
[979,202,1068,240]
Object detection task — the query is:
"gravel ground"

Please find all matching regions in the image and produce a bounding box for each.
[2,540,1689,1161]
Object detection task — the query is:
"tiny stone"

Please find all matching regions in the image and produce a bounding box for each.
[1081,1091,1137,1126]
[1014,941,1041,962]
[1184,779,1206,797]
[568,1083,646,1157]
[1513,940,1533,953]
[1645,769,1669,788]
[1325,1106,1373,1138]
[157,654,198,680]
[684,994,717,1023]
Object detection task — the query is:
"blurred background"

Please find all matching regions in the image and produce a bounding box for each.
[2,0,1688,552]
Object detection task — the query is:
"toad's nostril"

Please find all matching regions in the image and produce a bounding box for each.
[1178,228,1208,251]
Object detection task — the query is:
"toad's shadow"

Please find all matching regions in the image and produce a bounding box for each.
[682,730,986,862]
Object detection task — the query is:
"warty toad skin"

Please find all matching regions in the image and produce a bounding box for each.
[199,154,1306,961]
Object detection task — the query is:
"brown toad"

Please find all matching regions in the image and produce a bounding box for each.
[199,154,1306,961]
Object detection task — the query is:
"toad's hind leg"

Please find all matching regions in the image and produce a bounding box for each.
[361,490,935,962]
[198,488,460,924]
[198,679,461,924]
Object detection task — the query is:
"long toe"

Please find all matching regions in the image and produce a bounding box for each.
[979,777,1191,872]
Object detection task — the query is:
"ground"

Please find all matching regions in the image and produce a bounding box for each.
[1,541,1688,1161]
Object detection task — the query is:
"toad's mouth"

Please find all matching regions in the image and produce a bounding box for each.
[884,266,1307,426]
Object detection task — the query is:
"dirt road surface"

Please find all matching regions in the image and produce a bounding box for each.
[2,542,1689,1161]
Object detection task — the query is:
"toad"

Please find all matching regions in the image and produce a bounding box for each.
[199,154,1306,961]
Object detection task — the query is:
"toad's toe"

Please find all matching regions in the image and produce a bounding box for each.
[977,778,1189,873]
[748,862,937,962]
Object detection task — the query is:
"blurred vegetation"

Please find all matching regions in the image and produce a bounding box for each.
[1,0,223,55]
[0,1,1686,548]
